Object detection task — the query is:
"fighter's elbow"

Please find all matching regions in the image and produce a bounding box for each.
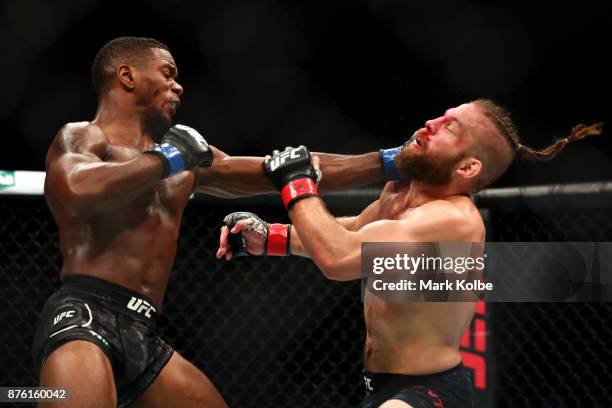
[319,266,342,281]
[317,256,354,281]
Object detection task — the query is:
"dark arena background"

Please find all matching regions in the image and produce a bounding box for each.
[1,1,612,407]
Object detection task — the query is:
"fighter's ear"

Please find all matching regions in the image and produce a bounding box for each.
[456,157,482,180]
[117,65,136,91]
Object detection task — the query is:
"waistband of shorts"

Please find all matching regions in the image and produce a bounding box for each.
[363,363,465,394]
[60,274,160,324]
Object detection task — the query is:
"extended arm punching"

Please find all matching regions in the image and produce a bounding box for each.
[195,150,387,198]
[194,133,409,198]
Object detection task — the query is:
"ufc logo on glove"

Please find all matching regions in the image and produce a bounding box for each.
[270,149,301,171]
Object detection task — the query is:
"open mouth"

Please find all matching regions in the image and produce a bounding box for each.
[167,100,180,112]
[407,131,423,148]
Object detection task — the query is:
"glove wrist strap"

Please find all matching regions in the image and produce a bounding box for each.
[280,178,319,209]
[379,147,402,181]
[266,224,291,256]
[147,143,185,178]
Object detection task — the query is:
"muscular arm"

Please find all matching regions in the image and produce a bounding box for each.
[290,216,358,257]
[194,148,385,198]
[314,152,385,191]
[217,212,367,261]
[290,199,381,257]
[193,147,272,198]
[45,123,165,217]
[288,197,473,281]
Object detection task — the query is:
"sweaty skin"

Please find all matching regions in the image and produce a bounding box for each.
[41,45,386,408]
[45,122,383,307]
[288,181,485,375]
[44,49,384,308]
[217,180,485,375]
[217,102,496,378]
[285,103,492,376]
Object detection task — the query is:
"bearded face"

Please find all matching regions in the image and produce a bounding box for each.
[395,137,465,185]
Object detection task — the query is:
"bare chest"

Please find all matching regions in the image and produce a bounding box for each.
[134,176,192,217]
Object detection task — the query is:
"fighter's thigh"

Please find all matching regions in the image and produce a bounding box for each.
[38,340,116,408]
[379,401,415,408]
[131,351,228,408]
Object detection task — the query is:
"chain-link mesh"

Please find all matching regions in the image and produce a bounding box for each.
[164,200,364,408]
[0,196,365,407]
[1,194,611,407]
[488,206,612,408]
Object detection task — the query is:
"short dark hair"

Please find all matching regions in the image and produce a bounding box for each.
[91,36,170,95]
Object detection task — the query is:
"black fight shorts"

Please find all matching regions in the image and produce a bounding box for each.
[32,275,174,407]
[362,364,475,408]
